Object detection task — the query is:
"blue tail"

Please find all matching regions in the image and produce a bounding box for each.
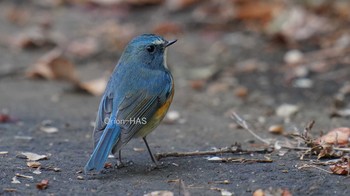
[84,123,120,173]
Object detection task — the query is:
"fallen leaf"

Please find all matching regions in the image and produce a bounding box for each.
[76,77,108,96]
[26,49,78,82]
[235,1,281,24]
[330,165,348,175]
[269,125,284,135]
[77,175,84,180]
[21,152,48,161]
[153,22,182,36]
[11,176,21,184]
[221,189,233,196]
[33,167,42,175]
[235,59,268,73]
[27,161,41,168]
[66,38,99,58]
[36,179,49,190]
[10,27,60,49]
[276,104,299,119]
[104,162,113,169]
[330,109,350,118]
[253,188,292,196]
[144,191,174,196]
[40,126,59,133]
[5,6,28,25]
[189,79,206,91]
[207,82,230,94]
[267,6,333,42]
[0,151,9,155]
[330,162,349,175]
[317,127,350,145]
[234,86,249,99]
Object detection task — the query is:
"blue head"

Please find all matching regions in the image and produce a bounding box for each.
[119,34,177,70]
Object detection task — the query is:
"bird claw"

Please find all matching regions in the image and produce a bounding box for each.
[115,160,133,169]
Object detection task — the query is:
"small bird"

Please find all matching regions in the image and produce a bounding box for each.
[84,34,176,172]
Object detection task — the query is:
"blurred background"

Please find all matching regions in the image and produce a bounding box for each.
[0,0,350,195]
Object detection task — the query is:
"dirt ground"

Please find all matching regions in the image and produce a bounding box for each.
[0,1,349,195]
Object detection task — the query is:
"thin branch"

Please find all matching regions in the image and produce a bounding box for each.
[208,157,273,163]
[231,112,271,145]
[297,164,333,174]
[155,146,271,161]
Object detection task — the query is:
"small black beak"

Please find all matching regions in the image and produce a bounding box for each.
[165,39,177,47]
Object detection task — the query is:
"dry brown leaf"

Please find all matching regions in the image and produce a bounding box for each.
[91,21,135,51]
[253,189,264,196]
[104,162,113,169]
[234,86,248,99]
[27,161,41,168]
[66,38,99,58]
[317,127,350,145]
[26,49,78,82]
[21,152,48,161]
[76,77,108,96]
[235,1,282,24]
[192,1,235,24]
[269,125,284,135]
[5,6,29,25]
[36,179,49,190]
[330,162,349,175]
[189,79,205,91]
[207,82,230,94]
[267,6,333,42]
[11,27,59,49]
[153,22,182,36]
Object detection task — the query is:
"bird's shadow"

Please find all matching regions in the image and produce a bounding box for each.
[84,157,199,181]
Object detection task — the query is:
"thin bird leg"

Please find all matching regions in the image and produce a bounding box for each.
[143,137,159,166]
[116,150,124,168]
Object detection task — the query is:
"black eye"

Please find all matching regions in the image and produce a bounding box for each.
[146,45,155,53]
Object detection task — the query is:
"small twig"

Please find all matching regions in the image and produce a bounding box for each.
[180,179,190,196]
[279,145,310,151]
[155,146,271,161]
[334,147,350,152]
[298,164,333,174]
[208,157,273,163]
[231,112,270,145]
